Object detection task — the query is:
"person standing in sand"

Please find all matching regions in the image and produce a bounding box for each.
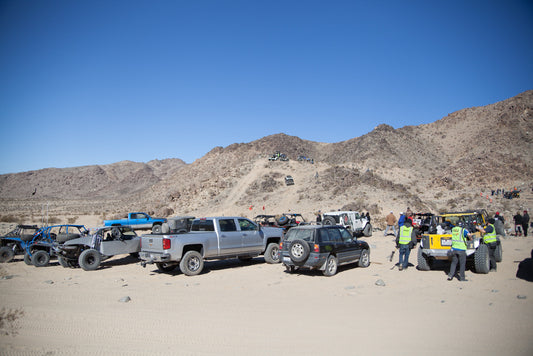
[395,218,417,271]
[448,221,472,281]
[384,211,397,236]
[522,210,530,237]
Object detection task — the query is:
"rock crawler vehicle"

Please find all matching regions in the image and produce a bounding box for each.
[322,211,372,237]
[25,224,89,267]
[54,226,140,271]
[417,210,502,274]
[0,225,40,263]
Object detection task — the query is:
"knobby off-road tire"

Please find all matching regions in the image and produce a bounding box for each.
[0,246,15,263]
[179,251,204,276]
[474,244,490,274]
[264,242,280,264]
[156,262,177,273]
[289,239,310,263]
[323,255,338,276]
[363,224,373,237]
[417,248,431,271]
[31,250,50,267]
[24,252,32,265]
[358,249,370,267]
[79,249,102,271]
[494,242,503,262]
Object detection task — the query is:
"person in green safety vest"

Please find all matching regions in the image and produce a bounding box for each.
[476,218,499,272]
[447,221,473,281]
[395,218,417,271]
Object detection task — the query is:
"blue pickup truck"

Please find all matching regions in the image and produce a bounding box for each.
[104,212,166,234]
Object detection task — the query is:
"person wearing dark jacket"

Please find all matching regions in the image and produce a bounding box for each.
[514,211,523,237]
[395,219,417,271]
[522,210,530,237]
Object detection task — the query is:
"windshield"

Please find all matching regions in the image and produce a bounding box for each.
[285,229,314,242]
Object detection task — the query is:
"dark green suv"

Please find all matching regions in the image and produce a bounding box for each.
[279,225,370,276]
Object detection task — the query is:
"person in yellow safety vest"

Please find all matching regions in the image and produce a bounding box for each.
[476,218,499,272]
[395,218,417,271]
[447,221,473,281]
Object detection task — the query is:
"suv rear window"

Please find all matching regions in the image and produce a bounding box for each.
[285,229,314,242]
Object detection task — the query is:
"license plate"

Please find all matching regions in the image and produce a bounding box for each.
[441,239,452,246]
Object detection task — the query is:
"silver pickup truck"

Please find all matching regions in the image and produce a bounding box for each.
[139,216,284,276]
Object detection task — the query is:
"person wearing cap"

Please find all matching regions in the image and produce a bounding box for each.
[448,221,473,281]
[522,210,530,237]
[395,218,417,271]
[398,212,405,228]
[384,211,397,236]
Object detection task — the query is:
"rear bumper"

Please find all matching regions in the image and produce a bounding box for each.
[139,251,172,264]
[280,252,328,270]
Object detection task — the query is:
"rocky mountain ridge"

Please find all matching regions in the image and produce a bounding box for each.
[1,90,532,226]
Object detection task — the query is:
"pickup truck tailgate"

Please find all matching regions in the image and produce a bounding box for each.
[141,235,165,252]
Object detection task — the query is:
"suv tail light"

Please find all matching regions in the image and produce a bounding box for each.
[279,242,283,249]
[163,238,171,250]
[313,244,319,252]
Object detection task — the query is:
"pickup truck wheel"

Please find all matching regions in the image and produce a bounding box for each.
[79,249,101,271]
[264,242,280,264]
[322,255,338,276]
[180,251,204,276]
[289,239,310,263]
[0,246,14,263]
[322,216,336,226]
[31,250,50,267]
[24,252,32,265]
[152,224,162,234]
[358,249,370,267]
[156,262,177,272]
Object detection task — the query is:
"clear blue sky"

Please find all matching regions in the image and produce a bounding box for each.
[1,0,532,174]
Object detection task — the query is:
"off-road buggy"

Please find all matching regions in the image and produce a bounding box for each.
[54,226,140,271]
[417,210,502,274]
[0,225,40,263]
[322,211,372,238]
[254,215,281,228]
[285,175,295,185]
[25,224,89,267]
[276,213,308,231]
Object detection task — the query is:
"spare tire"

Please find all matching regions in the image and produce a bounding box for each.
[289,239,310,263]
[322,216,336,226]
[277,216,289,226]
[363,224,373,237]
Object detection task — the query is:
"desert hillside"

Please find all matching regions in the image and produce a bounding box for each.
[1,90,532,229]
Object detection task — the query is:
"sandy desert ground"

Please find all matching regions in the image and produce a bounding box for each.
[0,231,532,356]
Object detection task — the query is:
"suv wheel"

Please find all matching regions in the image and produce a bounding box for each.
[323,255,338,276]
[358,249,370,267]
[289,239,310,263]
[417,248,431,271]
[363,224,372,237]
